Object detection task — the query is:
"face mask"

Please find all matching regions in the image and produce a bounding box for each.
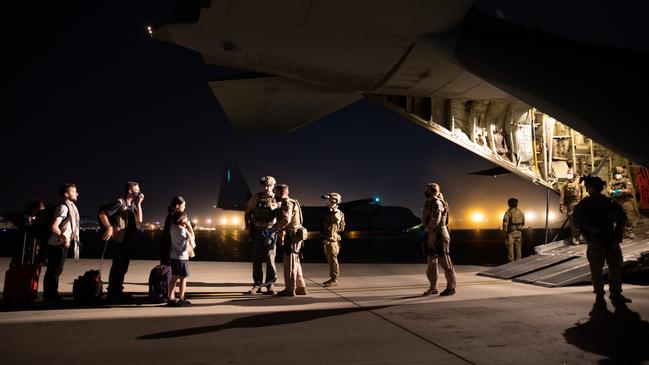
[132,191,140,200]
[566,174,574,180]
[615,174,622,179]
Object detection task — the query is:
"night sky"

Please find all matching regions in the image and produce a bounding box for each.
[3,2,560,228]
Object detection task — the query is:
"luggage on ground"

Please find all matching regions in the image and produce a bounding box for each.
[3,234,41,305]
[148,264,172,303]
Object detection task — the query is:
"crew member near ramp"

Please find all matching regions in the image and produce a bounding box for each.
[244,176,279,295]
[608,166,636,239]
[560,168,586,245]
[321,193,345,287]
[502,198,525,262]
[421,183,456,296]
[574,175,632,305]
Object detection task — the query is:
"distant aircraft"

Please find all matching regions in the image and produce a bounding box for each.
[216,164,420,232]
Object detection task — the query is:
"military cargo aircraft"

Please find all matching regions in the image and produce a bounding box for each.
[152,0,648,215]
[216,164,421,232]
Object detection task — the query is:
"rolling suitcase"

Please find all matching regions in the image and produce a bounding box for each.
[3,234,41,305]
[72,240,108,305]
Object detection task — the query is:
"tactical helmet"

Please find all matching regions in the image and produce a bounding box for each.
[427,182,440,192]
[321,192,342,203]
[259,176,276,186]
[507,198,518,208]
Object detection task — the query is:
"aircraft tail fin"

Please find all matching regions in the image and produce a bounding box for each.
[217,163,251,211]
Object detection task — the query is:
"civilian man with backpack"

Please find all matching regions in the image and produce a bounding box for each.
[43,183,80,305]
[98,181,144,303]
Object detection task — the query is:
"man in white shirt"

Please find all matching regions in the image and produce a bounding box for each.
[44,183,80,305]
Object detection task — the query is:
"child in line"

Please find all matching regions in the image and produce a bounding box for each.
[168,210,195,306]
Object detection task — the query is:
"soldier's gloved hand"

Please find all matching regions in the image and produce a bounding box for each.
[559,205,565,214]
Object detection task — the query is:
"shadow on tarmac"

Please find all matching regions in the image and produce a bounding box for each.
[124,281,252,287]
[136,305,390,340]
[563,302,649,364]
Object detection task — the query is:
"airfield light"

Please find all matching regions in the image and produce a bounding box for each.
[206,218,212,225]
[231,216,240,225]
[220,217,228,225]
[146,26,153,35]
[374,196,380,203]
[526,212,537,221]
[548,212,557,221]
[227,169,231,182]
[471,212,486,223]
[192,218,198,225]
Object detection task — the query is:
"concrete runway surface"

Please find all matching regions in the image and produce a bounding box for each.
[1,258,648,364]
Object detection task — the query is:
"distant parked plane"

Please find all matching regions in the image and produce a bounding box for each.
[217,164,420,232]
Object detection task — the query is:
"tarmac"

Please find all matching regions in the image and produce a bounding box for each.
[1,257,648,364]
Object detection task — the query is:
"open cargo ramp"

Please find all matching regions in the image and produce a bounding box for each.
[478,224,649,287]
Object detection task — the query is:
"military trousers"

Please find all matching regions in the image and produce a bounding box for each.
[250,227,277,286]
[566,211,582,244]
[324,241,340,280]
[283,250,305,292]
[618,199,636,237]
[505,231,522,262]
[426,254,456,291]
[587,242,623,297]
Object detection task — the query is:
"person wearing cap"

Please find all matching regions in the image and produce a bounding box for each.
[421,183,456,296]
[321,192,345,287]
[502,197,525,262]
[560,168,587,245]
[244,175,279,294]
[608,166,636,239]
[574,175,631,306]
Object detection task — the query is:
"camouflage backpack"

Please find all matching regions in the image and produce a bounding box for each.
[252,194,278,226]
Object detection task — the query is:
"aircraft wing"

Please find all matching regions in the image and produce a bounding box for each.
[209,76,362,133]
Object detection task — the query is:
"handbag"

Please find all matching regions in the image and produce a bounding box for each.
[188,236,196,259]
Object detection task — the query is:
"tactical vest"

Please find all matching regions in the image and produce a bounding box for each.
[322,208,345,241]
[507,208,525,232]
[564,183,581,201]
[252,194,278,227]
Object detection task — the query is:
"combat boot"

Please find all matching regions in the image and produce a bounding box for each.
[422,288,438,295]
[439,288,455,296]
[296,287,308,295]
[610,294,632,304]
[323,280,337,288]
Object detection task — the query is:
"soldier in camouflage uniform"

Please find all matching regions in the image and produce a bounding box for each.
[421,183,456,296]
[608,166,636,239]
[560,169,587,245]
[273,184,308,296]
[574,175,631,305]
[502,198,525,262]
[321,193,345,287]
[244,176,279,294]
